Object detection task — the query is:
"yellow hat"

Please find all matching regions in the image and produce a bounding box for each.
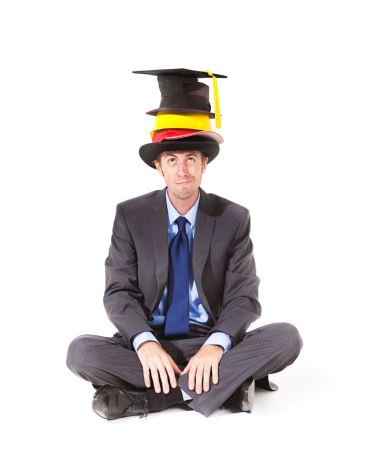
[150,112,212,137]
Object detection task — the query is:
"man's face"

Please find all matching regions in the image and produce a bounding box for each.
[154,150,208,202]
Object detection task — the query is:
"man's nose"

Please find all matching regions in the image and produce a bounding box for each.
[177,161,188,176]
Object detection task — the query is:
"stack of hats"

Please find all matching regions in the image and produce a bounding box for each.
[133,69,227,168]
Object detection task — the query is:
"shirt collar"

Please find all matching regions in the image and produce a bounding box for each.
[166,189,200,228]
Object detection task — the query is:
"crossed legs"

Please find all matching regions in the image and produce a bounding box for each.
[66,322,302,417]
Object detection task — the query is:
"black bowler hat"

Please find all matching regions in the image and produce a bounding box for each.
[139,134,220,169]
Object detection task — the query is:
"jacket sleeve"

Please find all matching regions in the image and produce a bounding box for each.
[103,203,156,347]
[207,208,261,346]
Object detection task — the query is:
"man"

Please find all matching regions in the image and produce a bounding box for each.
[67,69,302,419]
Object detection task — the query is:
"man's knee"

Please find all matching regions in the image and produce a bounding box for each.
[272,322,303,360]
[247,322,303,360]
[66,334,97,375]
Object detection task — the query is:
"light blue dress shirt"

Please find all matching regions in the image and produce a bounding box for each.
[132,189,232,354]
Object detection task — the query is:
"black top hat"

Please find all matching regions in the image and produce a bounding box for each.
[133,68,227,118]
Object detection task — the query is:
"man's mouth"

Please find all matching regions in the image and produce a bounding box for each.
[175,179,193,186]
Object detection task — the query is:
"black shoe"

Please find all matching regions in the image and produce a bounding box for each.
[223,377,255,413]
[239,377,255,412]
[92,385,149,420]
[255,375,278,391]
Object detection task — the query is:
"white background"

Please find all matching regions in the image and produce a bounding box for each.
[1,1,373,457]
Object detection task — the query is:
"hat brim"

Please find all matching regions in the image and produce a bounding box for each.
[158,130,224,144]
[139,140,220,168]
[146,107,216,118]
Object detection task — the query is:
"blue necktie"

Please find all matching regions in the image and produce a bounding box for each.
[164,216,190,338]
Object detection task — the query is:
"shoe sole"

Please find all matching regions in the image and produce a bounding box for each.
[240,377,254,413]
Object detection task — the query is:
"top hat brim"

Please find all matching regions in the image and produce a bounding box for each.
[154,130,224,144]
[146,107,216,118]
[139,139,220,168]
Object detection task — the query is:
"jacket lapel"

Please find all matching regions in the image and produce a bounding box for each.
[193,188,215,319]
[149,188,169,309]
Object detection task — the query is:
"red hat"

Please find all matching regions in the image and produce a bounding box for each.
[139,128,220,168]
[152,129,224,144]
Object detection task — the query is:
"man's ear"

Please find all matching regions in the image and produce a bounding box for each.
[154,160,164,177]
[202,156,208,174]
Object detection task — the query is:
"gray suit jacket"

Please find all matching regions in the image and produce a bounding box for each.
[103,187,261,348]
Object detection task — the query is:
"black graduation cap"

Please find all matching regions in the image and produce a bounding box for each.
[133,68,227,124]
[133,68,227,78]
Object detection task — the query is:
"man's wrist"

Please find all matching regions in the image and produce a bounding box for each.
[132,331,160,353]
[202,332,232,354]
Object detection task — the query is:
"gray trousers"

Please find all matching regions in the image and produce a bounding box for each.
[66,322,302,417]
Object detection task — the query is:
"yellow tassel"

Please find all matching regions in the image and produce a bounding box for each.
[203,70,221,128]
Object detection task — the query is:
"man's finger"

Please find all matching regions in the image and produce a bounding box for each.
[203,364,211,392]
[150,367,162,393]
[211,361,219,385]
[143,366,151,388]
[164,362,178,389]
[180,361,191,376]
[158,365,171,394]
[188,364,196,391]
[195,367,204,394]
[170,359,182,375]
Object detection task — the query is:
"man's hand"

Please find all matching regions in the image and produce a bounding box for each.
[180,345,224,394]
[137,341,182,394]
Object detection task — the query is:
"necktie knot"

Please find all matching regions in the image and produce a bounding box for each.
[175,216,188,233]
